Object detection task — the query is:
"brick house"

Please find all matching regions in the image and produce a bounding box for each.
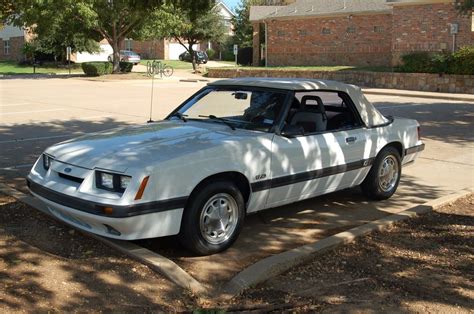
[250,0,473,67]
[0,24,33,61]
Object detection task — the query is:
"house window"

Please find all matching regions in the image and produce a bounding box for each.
[4,40,10,55]
[322,28,331,35]
[374,26,384,33]
[346,27,356,33]
[277,30,286,36]
[298,29,308,36]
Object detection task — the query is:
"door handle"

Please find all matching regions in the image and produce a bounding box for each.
[346,136,357,143]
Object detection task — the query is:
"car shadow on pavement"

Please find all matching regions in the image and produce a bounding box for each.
[138,175,443,290]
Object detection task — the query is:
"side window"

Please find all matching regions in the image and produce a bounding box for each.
[289,91,361,134]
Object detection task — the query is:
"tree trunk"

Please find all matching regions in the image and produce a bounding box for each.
[189,43,197,72]
[112,39,121,73]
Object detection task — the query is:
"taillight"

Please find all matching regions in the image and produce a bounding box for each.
[417,126,421,141]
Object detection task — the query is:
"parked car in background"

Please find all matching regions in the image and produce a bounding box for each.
[179,51,208,64]
[108,50,141,65]
[27,78,424,256]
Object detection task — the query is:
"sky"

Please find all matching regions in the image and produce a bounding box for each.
[222,0,241,11]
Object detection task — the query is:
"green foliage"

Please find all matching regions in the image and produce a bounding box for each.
[451,46,474,75]
[138,2,223,70]
[81,61,112,76]
[455,0,473,14]
[206,48,216,60]
[399,47,474,74]
[220,35,236,61]
[399,52,434,73]
[232,0,287,48]
[119,61,134,72]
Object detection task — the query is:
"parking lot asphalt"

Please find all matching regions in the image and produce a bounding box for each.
[1,77,473,289]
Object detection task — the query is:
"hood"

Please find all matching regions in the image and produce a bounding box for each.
[45,121,241,172]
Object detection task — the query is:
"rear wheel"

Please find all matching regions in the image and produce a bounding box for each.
[179,181,245,255]
[361,146,401,200]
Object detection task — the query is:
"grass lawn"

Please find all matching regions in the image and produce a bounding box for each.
[0,61,82,75]
[140,59,193,70]
[235,65,394,72]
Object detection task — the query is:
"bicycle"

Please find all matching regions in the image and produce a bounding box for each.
[146,60,174,78]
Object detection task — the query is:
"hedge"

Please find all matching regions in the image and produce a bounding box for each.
[81,62,112,76]
[399,46,474,75]
[119,61,133,73]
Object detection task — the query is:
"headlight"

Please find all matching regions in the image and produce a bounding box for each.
[95,171,131,193]
[42,154,54,170]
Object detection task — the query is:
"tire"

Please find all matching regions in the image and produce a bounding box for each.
[361,146,401,200]
[107,56,112,62]
[179,181,245,255]
[162,65,174,77]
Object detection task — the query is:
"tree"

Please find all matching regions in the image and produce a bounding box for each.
[455,0,473,14]
[139,2,224,71]
[232,0,287,48]
[7,0,167,72]
[12,1,101,62]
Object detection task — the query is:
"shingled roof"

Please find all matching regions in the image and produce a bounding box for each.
[250,0,392,21]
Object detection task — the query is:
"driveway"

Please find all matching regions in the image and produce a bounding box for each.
[1,77,472,289]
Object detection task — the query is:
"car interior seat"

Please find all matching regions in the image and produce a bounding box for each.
[290,95,327,133]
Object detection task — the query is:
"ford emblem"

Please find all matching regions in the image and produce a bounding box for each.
[64,167,72,173]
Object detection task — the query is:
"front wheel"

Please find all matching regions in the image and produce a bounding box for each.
[179,181,245,255]
[361,146,401,200]
[162,65,174,77]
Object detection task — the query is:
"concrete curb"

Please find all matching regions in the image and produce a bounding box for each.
[0,183,207,297]
[220,189,473,299]
[362,89,474,102]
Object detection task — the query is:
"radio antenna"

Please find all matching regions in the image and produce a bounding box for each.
[147,60,157,123]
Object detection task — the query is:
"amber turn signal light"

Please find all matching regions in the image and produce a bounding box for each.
[134,176,150,200]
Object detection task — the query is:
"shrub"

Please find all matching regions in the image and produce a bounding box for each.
[119,61,133,73]
[206,48,216,60]
[399,52,434,73]
[221,50,235,62]
[237,47,253,66]
[81,62,112,76]
[430,52,453,74]
[451,46,474,75]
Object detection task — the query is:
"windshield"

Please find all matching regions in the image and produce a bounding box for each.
[171,87,288,132]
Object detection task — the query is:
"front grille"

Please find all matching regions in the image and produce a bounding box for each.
[58,173,84,184]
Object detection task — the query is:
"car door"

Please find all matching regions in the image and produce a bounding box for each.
[264,91,369,208]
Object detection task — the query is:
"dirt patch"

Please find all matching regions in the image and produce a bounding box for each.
[0,194,196,312]
[219,194,474,312]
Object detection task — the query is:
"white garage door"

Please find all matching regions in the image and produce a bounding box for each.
[168,43,198,60]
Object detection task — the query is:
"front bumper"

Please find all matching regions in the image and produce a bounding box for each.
[27,179,185,240]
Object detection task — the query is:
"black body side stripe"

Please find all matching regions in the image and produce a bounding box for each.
[405,143,425,155]
[251,158,375,192]
[27,179,188,218]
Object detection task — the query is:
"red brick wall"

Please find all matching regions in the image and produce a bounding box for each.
[121,39,165,59]
[264,14,393,67]
[208,68,474,94]
[392,2,474,65]
[0,36,25,61]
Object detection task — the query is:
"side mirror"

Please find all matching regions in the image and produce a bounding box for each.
[281,124,304,138]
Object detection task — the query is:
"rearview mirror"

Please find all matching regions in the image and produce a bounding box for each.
[281,125,304,138]
[233,92,248,100]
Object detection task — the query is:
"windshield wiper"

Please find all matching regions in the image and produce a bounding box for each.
[171,112,187,122]
[198,115,236,130]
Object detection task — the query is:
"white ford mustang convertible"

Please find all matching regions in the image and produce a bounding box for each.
[27,78,424,255]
